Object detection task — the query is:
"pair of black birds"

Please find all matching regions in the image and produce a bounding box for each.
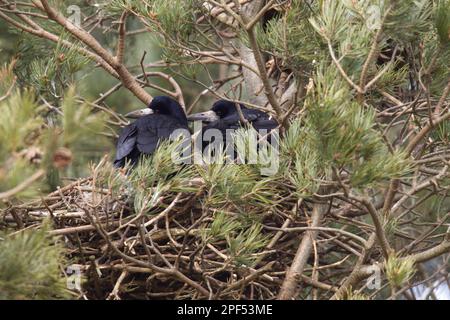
[114,96,278,168]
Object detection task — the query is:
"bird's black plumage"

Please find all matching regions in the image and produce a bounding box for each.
[114,96,190,168]
[209,100,278,132]
[188,100,278,150]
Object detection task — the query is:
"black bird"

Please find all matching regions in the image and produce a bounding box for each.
[114,96,190,168]
[187,100,278,153]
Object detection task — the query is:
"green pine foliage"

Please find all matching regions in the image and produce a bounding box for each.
[277,66,410,190]
[307,67,410,187]
[0,221,70,299]
[202,211,269,267]
[0,89,46,200]
[257,0,322,69]
[15,34,89,99]
[386,253,416,288]
[435,0,450,45]
[198,157,275,207]
[107,0,201,39]
[282,122,322,196]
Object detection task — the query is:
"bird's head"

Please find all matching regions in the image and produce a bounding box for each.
[125,96,187,124]
[187,100,243,123]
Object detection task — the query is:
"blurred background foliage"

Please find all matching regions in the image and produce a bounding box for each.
[0,221,71,299]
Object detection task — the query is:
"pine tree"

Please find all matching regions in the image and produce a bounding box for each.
[0,0,449,300]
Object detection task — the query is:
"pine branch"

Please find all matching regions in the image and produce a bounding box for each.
[0,1,119,77]
[0,169,45,200]
[39,0,152,105]
[277,202,328,300]
[115,11,128,65]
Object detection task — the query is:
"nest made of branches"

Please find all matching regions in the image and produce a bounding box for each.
[3,156,448,300]
[1,176,352,298]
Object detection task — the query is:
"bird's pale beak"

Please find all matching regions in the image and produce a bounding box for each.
[125,108,153,119]
[187,110,219,122]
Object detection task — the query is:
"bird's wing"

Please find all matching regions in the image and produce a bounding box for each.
[135,127,159,154]
[251,118,279,131]
[136,115,188,154]
[115,122,138,162]
[243,108,275,121]
[218,109,278,130]
[240,109,278,131]
[241,109,261,122]
[219,113,245,127]
[218,109,270,124]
